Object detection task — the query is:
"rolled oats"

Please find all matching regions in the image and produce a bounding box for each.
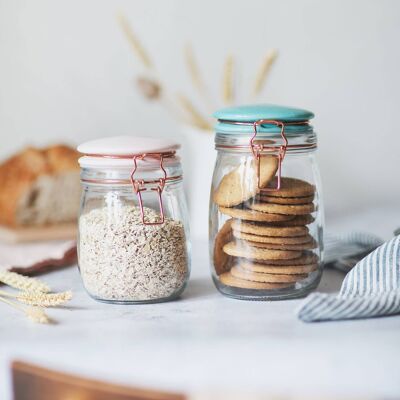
[78,205,188,302]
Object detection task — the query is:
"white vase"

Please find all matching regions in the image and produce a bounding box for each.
[180,125,215,240]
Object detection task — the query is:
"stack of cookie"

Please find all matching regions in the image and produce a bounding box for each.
[213,157,319,291]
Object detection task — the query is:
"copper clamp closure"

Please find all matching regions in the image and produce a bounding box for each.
[130,153,169,225]
[251,119,288,191]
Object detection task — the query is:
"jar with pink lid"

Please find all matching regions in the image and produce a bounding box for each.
[77,136,190,304]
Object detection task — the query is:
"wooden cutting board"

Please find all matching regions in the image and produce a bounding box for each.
[0,223,77,244]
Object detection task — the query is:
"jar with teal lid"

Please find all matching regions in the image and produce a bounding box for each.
[209,104,324,300]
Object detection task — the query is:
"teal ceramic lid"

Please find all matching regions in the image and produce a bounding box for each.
[213,104,314,122]
[213,104,314,135]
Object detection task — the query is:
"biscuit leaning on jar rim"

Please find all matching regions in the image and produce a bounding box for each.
[213,156,278,207]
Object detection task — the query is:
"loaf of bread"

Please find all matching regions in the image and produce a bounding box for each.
[0,145,81,227]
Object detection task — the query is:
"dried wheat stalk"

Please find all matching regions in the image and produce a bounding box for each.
[0,289,72,307]
[118,15,216,132]
[252,49,278,98]
[25,306,50,324]
[176,93,212,130]
[117,13,152,69]
[0,295,49,324]
[184,44,213,110]
[18,291,72,307]
[136,76,162,100]
[222,55,234,105]
[135,75,191,126]
[0,271,50,293]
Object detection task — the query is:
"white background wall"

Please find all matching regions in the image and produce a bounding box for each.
[0,0,399,237]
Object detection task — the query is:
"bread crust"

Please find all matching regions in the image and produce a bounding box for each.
[0,145,79,226]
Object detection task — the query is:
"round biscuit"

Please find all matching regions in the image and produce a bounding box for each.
[264,214,315,226]
[248,202,315,215]
[243,238,318,251]
[265,177,315,198]
[231,265,307,283]
[219,271,293,290]
[231,220,308,237]
[258,194,314,205]
[232,230,314,245]
[245,251,319,266]
[239,260,319,274]
[223,240,301,260]
[213,156,278,207]
[218,206,294,222]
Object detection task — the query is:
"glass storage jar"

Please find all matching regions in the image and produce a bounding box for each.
[77,136,191,304]
[209,104,324,300]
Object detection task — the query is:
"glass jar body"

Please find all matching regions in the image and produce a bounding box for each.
[78,166,191,304]
[209,149,324,300]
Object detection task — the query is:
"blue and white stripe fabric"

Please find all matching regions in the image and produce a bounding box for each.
[324,232,383,265]
[298,235,400,322]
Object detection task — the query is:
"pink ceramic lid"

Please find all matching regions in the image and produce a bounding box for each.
[78,136,180,168]
[77,136,180,156]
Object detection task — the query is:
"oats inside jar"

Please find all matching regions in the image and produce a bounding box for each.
[78,205,188,302]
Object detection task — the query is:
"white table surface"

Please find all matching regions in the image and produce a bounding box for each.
[1,206,400,399]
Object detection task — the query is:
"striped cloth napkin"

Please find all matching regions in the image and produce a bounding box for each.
[297,235,400,322]
[324,232,383,272]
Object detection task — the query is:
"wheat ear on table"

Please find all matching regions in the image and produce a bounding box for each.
[18,291,73,307]
[0,271,50,293]
[0,295,49,324]
[0,289,72,307]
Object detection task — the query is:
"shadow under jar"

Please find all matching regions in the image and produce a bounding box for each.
[77,136,191,304]
[209,104,324,300]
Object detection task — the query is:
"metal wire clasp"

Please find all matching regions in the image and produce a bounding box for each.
[250,119,288,191]
[130,153,168,225]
